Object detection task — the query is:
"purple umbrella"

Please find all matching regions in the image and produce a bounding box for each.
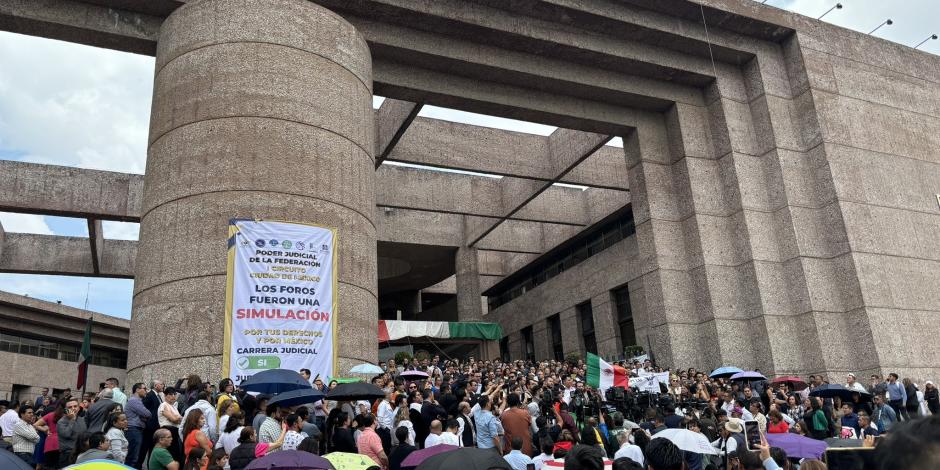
[245,449,335,470]
[401,444,459,468]
[400,370,430,380]
[729,371,767,381]
[766,433,827,460]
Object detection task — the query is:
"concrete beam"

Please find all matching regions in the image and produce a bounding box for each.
[467,129,611,246]
[0,0,162,55]
[0,233,136,278]
[0,160,143,221]
[374,98,422,168]
[87,218,103,275]
[388,116,629,190]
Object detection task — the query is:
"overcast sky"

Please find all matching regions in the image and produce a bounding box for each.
[0,0,937,318]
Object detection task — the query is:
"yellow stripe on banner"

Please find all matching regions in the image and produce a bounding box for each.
[222,223,238,380]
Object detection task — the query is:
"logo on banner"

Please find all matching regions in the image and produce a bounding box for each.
[269,239,279,247]
[255,239,266,247]
[296,242,305,251]
[282,240,293,249]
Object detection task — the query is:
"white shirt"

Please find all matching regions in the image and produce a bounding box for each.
[845,382,868,393]
[533,453,553,470]
[615,443,645,466]
[712,435,738,455]
[0,409,19,437]
[425,432,443,448]
[217,426,243,453]
[183,400,218,441]
[440,431,460,447]
[377,400,395,429]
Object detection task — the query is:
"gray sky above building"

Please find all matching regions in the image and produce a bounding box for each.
[0,0,937,317]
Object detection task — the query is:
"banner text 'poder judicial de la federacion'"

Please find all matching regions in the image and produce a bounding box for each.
[223,219,337,384]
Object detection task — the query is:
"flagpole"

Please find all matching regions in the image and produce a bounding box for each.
[82,283,91,398]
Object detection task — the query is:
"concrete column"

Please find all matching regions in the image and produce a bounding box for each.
[591,292,619,359]
[532,322,550,361]
[559,307,581,358]
[455,246,484,321]
[128,0,376,383]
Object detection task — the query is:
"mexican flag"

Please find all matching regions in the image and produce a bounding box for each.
[586,352,629,397]
[76,318,92,390]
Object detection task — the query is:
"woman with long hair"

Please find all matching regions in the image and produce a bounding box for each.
[183,447,209,470]
[34,400,64,468]
[183,409,213,470]
[217,399,235,434]
[104,412,129,463]
[331,412,356,453]
[217,411,245,454]
[228,425,287,470]
[808,397,830,441]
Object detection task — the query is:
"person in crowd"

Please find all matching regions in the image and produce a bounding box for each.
[871,394,897,433]
[388,426,416,470]
[392,404,415,446]
[149,428,180,470]
[282,413,308,451]
[501,392,533,456]
[109,378,128,408]
[228,425,286,470]
[533,439,554,470]
[845,373,867,393]
[885,373,907,420]
[925,381,940,415]
[85,389,118,432]
[125,382,153,468]
[257,403,283,450]
[503,436,534,470]
[840,403,860,436]
[75,431,114,463]
[563,444,605,470]
[645,438,683,470]
[423,419,443,448]
[612,430,643,467]
[806,397,829,440]
[857,412,879,439]
[711,420,744,468]
[208,448,228,470]
[183,392,218,443]
[11,403,41,465]
[331,411,357,453]
[105,412,130,463]
[766,409,789,434]
[215,379,239,427]
[217,411,245,454]
[143,380,166,464]
[902,378,920,419]
[294,407,322,444]
[356,414,388,469]
[57,398,87,466]
[473,395,502,452]
[182,409,212,470]
[183,447,208,470]
[440,418,461,446]
[34,399,64,468]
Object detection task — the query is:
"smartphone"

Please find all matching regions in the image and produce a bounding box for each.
[744,420,760,451]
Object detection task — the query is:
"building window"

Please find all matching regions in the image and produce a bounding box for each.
[500,337,510,362]
[613,285,636,351]
[0,331,127,369]
[548,314,564,361]
[578,301,597,355]
[521,326,535,362]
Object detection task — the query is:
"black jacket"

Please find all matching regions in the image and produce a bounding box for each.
[142,391,162,432]
[229,443,257,470]
[389,443,416,470]
[332,427,357,453]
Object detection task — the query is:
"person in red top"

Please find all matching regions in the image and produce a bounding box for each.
[357,414,388,470]
[500,393,533,456]
[767,409,789,434]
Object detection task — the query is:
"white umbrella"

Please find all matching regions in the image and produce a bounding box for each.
[349,363,384,374]
[651,428,719,455]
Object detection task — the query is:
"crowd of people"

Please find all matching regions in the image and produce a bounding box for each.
[1,356,938,470]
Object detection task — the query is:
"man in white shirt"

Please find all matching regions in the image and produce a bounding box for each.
[440,419,461,446]
[846,373,868,393]
[424,420,443,448]
[182,391,218,441]
[503,437,534,470]
[0,400,20,439]
[376,392,395,430]
[613,432,644,466]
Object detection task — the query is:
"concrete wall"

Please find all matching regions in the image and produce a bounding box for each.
[486,235,641,360]
[0,351,126,402]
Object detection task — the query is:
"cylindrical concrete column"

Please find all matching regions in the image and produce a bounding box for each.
[128,0,376,383]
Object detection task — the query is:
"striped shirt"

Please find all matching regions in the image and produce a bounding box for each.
[11,419,39,454]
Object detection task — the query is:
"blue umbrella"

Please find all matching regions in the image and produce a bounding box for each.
[0,448,33,470]
[349,363,384,374]
[269,387,325,407]
[709,366,744,379]
[239,369,312,394]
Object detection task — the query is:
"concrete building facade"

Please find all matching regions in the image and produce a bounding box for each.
[1,0,939,383]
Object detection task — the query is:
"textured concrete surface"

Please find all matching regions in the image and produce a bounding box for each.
[129,0,376,384]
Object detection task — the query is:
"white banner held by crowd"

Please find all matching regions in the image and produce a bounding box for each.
[222,219,337,385]
[630,372,670,393]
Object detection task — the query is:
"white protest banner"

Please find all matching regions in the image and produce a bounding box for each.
[630,372,671,393]
[222,219,337,385]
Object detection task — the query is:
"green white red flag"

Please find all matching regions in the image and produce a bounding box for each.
[586,352,629,397]
[77,318,92,390]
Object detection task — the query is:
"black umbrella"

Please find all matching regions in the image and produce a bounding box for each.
[416,447,512,470]
[0,448,33,470]
[810,384,872,402]
[269,387,325,408]
[239,369,312,394]
[325,382,385,401]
